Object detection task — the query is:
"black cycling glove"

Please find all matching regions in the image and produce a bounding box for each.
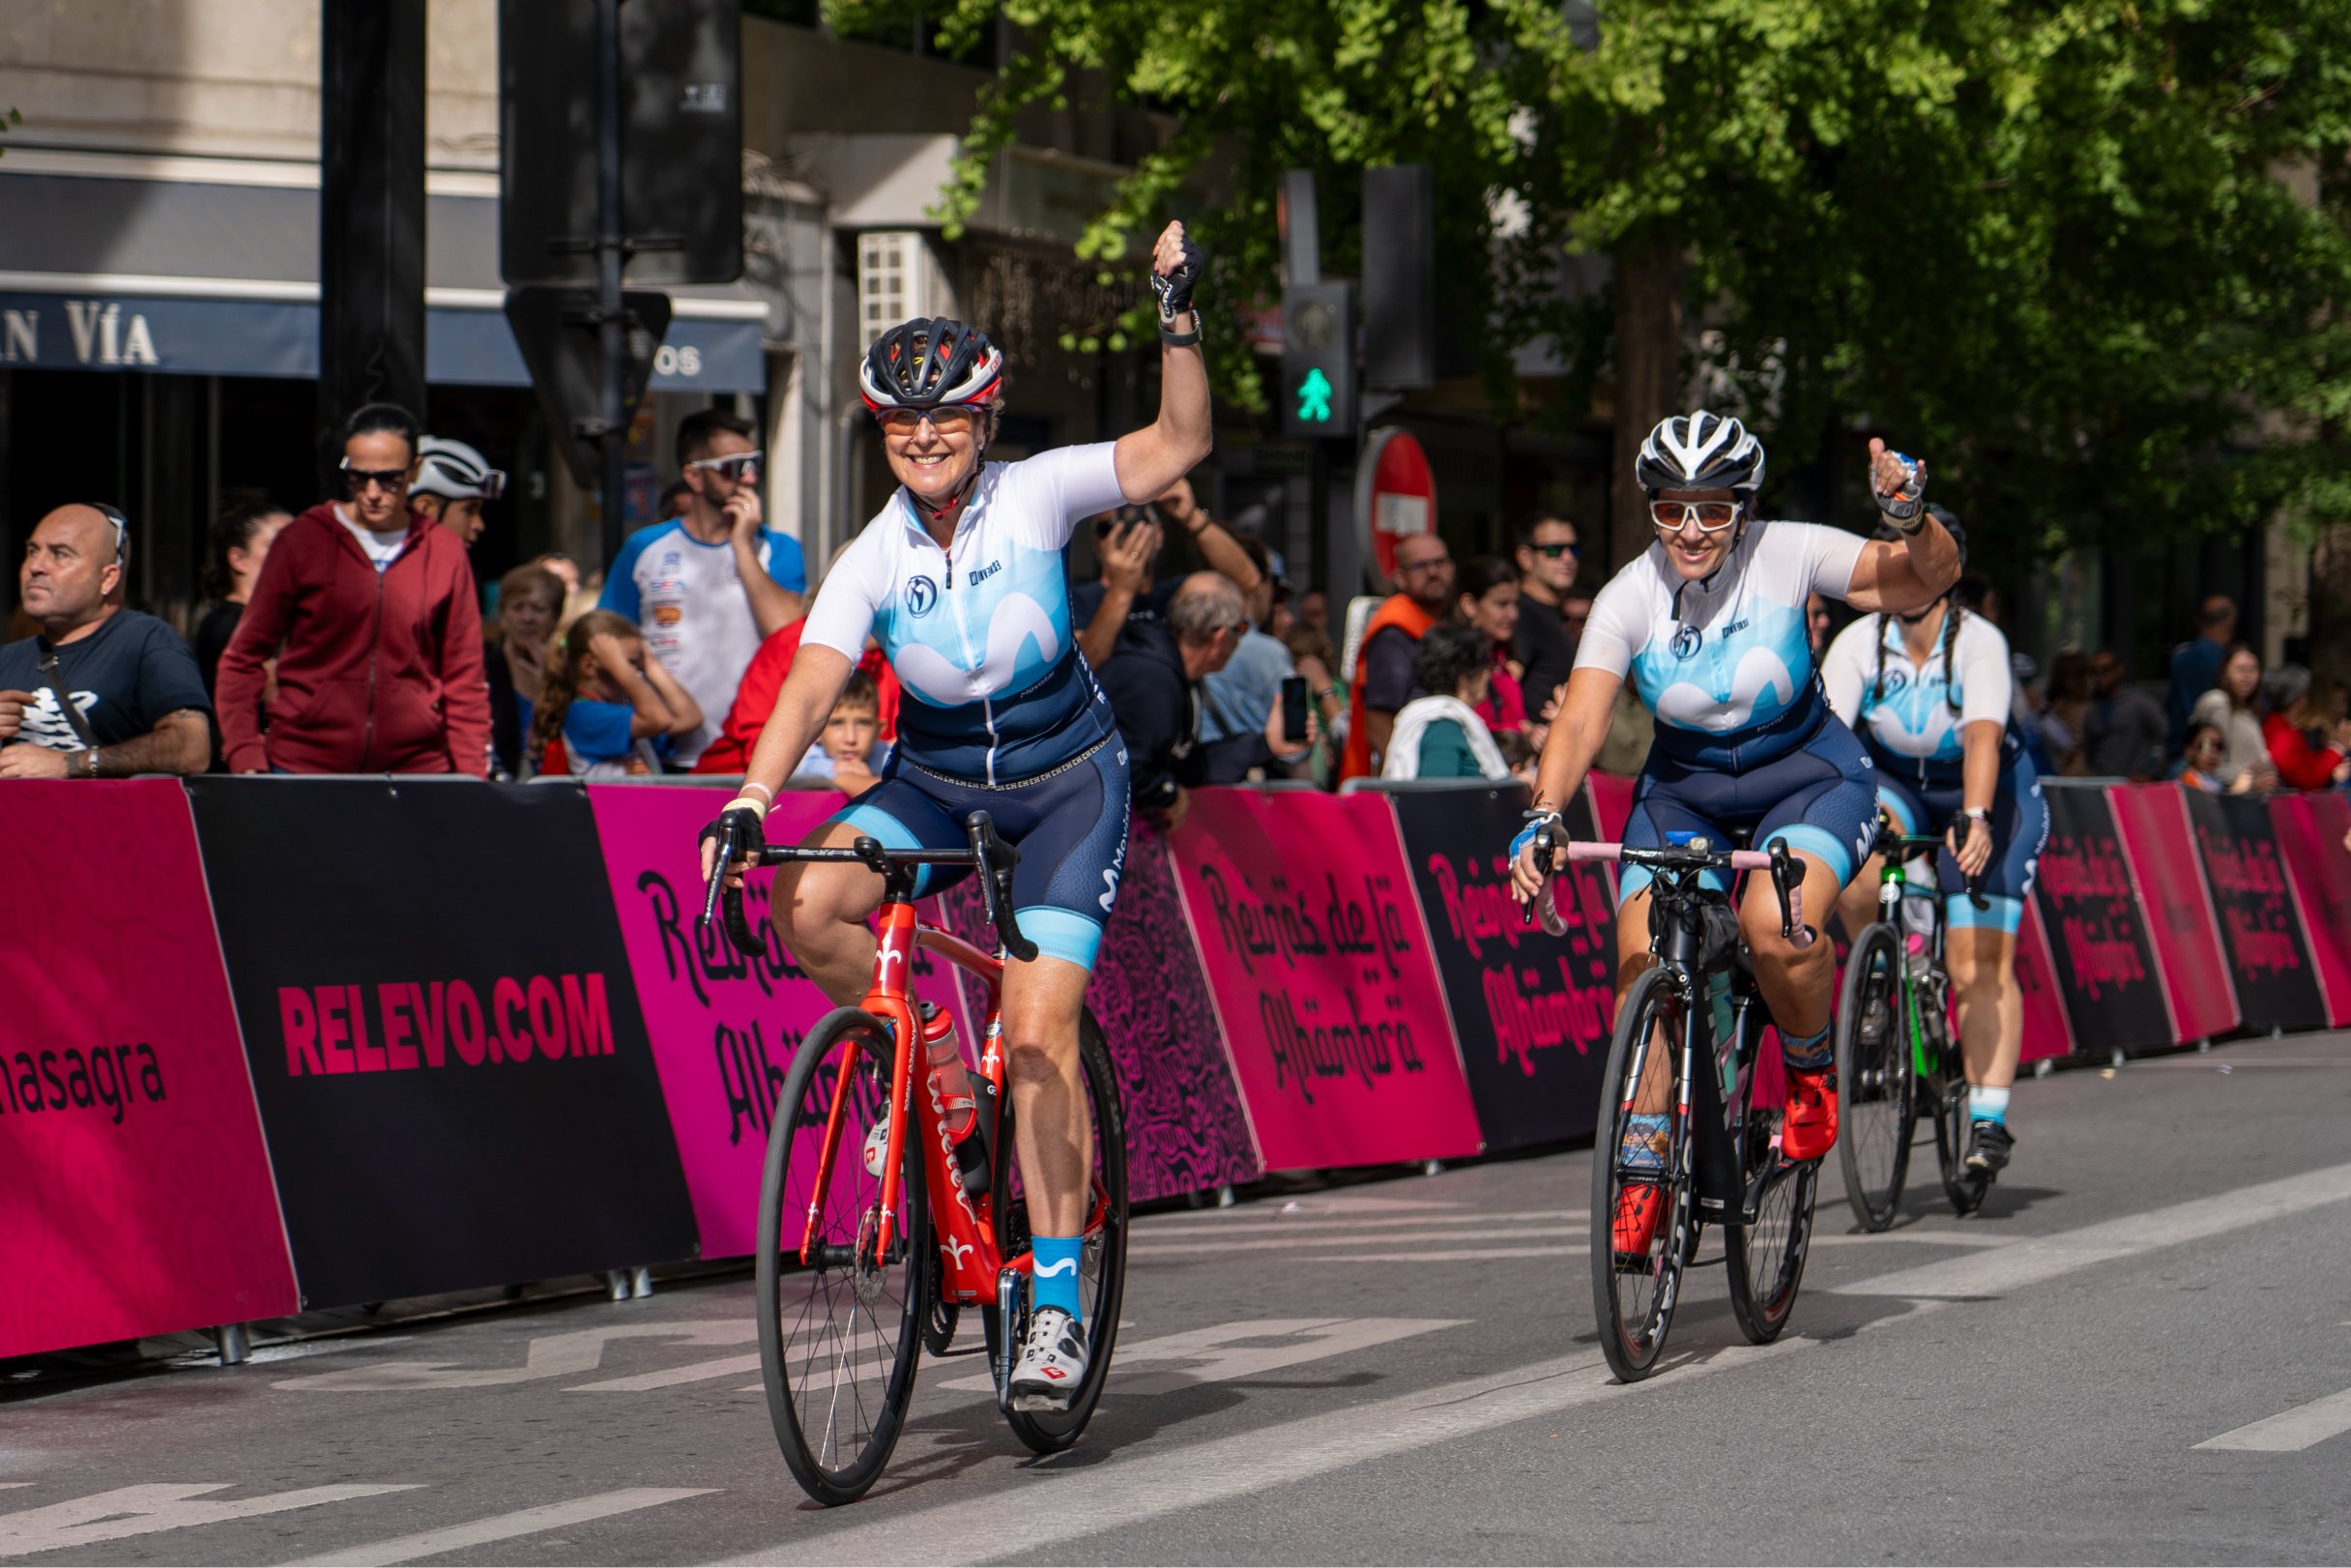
[1151,233,1205,322]
[699,803,767,866]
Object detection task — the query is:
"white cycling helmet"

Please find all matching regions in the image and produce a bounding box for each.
[411,436,507,503]
[1636,411,1766,495]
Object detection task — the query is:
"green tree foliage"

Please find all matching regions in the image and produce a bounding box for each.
[827,0,2351,560]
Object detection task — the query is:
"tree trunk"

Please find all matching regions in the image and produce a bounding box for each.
[1610,240,1686,572]
[2307,525,2351,691]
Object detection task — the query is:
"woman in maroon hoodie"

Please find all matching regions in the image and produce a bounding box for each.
[217,403,491,775]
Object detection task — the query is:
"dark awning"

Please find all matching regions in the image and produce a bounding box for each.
[0,170,767,392]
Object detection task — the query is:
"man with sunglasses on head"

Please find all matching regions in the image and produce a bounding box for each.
[1510,412,1959,1259]
[216,402,490,775]
[0,504,211,778]
[599,407,807,769]
[1513,513,1583,733]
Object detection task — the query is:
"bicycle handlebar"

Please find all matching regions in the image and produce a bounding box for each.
[1519,822,1809,946]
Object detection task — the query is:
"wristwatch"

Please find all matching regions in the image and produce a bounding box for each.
[83,747,101,778]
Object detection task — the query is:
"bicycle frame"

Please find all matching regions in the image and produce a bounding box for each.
[1868,828,1968,1081]
[1638,872,1775,1225]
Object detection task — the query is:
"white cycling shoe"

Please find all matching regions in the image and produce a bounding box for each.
[1008,1306,1088,1411]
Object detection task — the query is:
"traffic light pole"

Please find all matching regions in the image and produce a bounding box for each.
[595,0,627,568]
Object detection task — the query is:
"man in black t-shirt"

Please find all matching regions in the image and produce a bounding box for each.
[1512,513,1582,727]
[0,505,211,778]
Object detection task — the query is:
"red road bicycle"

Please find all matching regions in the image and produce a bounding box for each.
[704,810,1128,1506]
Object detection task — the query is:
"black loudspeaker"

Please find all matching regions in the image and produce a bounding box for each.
[499,0,744,287]
[1361,164,1434,392]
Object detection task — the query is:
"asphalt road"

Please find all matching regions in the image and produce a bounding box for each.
[9,1033,2351,1565]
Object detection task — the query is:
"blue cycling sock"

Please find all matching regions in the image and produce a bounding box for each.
[1619,1113,1669,1173]
[1781,1024,1834,1073]
[1031,1234,1084,1321]
[1970,1085,2010,1123]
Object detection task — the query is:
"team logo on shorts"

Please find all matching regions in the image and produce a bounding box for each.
[907,574,940,618]
[1669,624,1702,661]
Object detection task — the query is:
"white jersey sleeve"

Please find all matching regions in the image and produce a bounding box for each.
[1819,615,1875,722]
[1954,613,2014,732]
[798,522,894,661]
[1790,521,1869,600]
[988,443,1128,550]
[1571,568,1653,679]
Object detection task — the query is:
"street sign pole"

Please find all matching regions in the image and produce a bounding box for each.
[595,0,627,567]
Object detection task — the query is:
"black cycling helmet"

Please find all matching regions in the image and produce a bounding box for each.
[859,317,1005,413]
[1636,410,1766,494]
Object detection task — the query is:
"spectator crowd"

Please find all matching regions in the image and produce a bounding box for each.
[5,396,2346,824]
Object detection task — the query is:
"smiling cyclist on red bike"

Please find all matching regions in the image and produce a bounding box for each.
[1510,412,1960,1255]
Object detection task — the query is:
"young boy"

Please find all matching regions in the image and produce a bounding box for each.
[798,669,886,795]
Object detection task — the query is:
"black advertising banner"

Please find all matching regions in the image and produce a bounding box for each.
[2183,791,2327,1032]
[2031,784,2175,1052]
[1389,784,1614,1150]
[188,779,696,1308]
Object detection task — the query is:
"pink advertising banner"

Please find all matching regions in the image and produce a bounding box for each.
[2267,791,2351,1029]
[587,784,976,1260]
[0,781,297,1356]
[2108,784,2240,1043]
[1169,789,1485,1169]
[2016,898,2077,1063]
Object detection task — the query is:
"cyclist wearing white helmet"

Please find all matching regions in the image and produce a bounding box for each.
[1510,412,1959,1259]
[704,220,1210,1410]
[408,436,506,549]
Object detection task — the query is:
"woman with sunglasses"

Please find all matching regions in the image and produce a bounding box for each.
[215,402,489,776]
[703,221,1209,1416]
[1509,410,1959,1258]
[1822,512,2048,1176]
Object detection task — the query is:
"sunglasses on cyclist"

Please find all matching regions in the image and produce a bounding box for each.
[685,450,763,483]
[340,458,412,496]
[1530,540,1582,560]
[876,405,981,436]
[1649,499,1743,535]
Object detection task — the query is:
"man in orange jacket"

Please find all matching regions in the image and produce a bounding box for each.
[1342,532,1455,779]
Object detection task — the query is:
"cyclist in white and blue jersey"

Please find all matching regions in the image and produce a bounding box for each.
[1822,512,2048,1176]
[704,221,1210,1408]
[1510,412,1959,1259]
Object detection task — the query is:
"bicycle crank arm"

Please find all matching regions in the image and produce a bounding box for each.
[994,1266,1025,1415]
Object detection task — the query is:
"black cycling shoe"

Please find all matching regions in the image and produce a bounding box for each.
[1963,1119,2014,1174]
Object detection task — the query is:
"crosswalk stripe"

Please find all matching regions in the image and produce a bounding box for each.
[0,1484,417,1559]
[289,1488,717,1565]
[1137,1209,1572,1240]
[567,1353,764,1392]
[2194,1387,2351,1452]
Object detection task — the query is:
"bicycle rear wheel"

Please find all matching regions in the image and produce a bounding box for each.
[1589,967,1690,1382]
[1725,1085,1818,1345]
[982,1005,1129,1453]
[1932,1076,1989,1216]
[756,1007,929,1507]
[1835,922,1913,1232]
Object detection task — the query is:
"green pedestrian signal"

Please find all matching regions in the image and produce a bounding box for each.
[1296,368,1335,424]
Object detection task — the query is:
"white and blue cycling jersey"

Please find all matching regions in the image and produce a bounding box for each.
[1819,609,2019,789]
[799,444,1127,783]
[1575,520,1866,769]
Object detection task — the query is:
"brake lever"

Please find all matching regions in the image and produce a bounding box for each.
[1520,819,1557,929]
[1950,812,1990,912]
[1765,838,1816,949]
[965,812,1039,964]
[699,815,739,933]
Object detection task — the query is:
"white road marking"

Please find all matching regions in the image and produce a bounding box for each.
[1833,1160,2351,1298]
[0,1484,416,1559]
[1130,1226,1581,1258]
[937,1317,1463,1395]
[1137,1209,1574,1240]
[289,1488,717,1565]
[566,1353,763,1393]
[1292,1231,2014,1265]
[278,1321,756,1391]
[2194,1386,2351,1452]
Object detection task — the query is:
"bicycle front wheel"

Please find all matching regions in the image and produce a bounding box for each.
[756,1007,929,1507]
[984,1005,1129,1454]
[1589,966,1690,1382]
[1933,1078,1988,1216]
[1836,922,1913,1232]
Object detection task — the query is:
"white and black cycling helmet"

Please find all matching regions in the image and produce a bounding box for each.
[411,436,506,502]
[858,317,1005,413]
[1636,410,1766,495]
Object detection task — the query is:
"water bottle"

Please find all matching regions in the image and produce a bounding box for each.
[1900,890,1936,979]
[921,1003,993,1197]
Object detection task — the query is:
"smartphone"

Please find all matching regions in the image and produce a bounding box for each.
[1281,675,1311,744]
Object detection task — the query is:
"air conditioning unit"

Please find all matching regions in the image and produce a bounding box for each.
[857,231,956,335]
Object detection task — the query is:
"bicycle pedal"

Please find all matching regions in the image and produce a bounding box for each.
[1009,1390,1075,1413]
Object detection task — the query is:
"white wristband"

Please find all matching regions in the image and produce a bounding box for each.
[726,793,770,822]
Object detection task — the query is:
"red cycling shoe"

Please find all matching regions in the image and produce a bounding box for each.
[1612,1182,1664,1263]
[1782,1067,1839,1161]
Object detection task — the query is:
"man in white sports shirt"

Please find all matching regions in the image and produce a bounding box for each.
[599,408,807,767]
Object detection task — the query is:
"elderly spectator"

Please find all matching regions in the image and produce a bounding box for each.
[1381,623,1512,781]
[191,497,292,699]
[2264,670,2351,790]
[1512,514,1582,728]
[1201,534,1315,781]
[1455,555,1525,736]
[1094,570,1248,830]
[599,407,807,767]
[2169,595,2236,755]
[2188,643,2275,792]
[2081,648,2167,780]
[408,436,506,550]
[486,563,564,779]
[0,504,211,778]
[1344,532,1455,778]
[1073,477,1262,669]
[216,402,490,775]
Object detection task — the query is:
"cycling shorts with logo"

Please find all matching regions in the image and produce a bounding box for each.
[1620,714,1878,904]
[831,737,1132,971]
[1874,751,2049,935]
